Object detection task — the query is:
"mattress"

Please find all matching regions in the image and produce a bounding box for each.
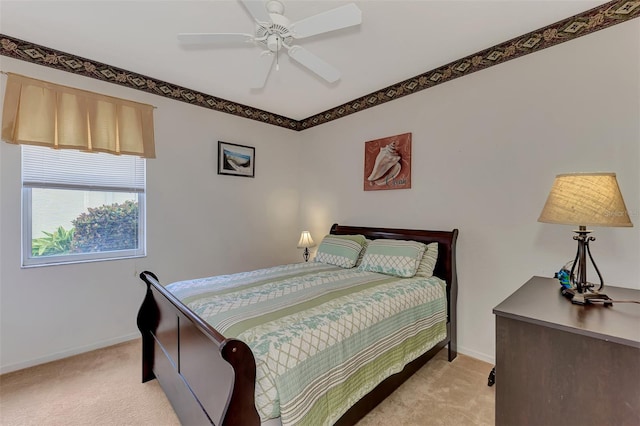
[167,261,447,426]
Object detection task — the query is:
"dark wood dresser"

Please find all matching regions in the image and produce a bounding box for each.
[493,276,640,426]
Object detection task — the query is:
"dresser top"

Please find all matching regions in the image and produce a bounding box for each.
[493,276,640,348]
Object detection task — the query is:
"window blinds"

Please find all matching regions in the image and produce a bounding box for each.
[22,145,145,193]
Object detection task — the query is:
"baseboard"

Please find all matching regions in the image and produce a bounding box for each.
[0,333,140,375]
[457,345,495,365]
[1,336,495,375]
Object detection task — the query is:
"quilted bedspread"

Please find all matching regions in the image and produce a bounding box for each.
[166,262,447,426]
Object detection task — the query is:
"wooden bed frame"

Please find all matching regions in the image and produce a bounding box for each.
[137,224,458,425]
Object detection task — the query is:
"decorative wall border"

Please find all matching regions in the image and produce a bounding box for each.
[299,0,640,130]
[1,0,638,132]
[0,36,299,131]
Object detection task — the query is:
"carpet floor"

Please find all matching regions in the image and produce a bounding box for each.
[0,340,495,425]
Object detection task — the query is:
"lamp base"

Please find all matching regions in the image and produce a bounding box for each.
[560,287,613,306]
[570,227,605,294]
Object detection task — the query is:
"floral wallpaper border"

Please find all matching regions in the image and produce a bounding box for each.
[1,0,638,132]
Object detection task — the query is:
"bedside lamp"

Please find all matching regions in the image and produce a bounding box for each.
[538,172,633,304]
[297,231,316,262]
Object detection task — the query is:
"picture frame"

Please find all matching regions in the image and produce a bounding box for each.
[363,132,411,191]
[217,141,255,178]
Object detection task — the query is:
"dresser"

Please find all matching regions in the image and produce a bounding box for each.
[493,276,640,426]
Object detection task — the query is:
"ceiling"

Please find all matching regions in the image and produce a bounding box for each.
[0,1,612,121]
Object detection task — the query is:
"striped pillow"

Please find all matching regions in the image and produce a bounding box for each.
[359,239,426,278]
[314,235,366,268]
[415,242,439,278]
[355,238,371,267]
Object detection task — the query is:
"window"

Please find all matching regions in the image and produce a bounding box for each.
[22,145,146,267]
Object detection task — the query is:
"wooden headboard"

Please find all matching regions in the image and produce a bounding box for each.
[329,223,458,286]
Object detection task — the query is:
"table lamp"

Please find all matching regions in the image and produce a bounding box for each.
[538,173,633,305]
[297,231,315,262]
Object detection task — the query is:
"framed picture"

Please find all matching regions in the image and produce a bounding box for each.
[363,132,411,191]
[217,141,255,178]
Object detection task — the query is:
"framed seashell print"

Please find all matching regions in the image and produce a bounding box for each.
[364,133,411,191]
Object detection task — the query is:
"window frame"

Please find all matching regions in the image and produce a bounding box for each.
[21,148,147,268]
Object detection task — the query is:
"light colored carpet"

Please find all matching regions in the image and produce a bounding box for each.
[0,340,494,425]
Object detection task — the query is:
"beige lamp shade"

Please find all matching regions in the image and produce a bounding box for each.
[538,173,633,227]
[297,231,316,248]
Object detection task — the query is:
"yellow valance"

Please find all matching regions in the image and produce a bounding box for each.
[2,72,155,158]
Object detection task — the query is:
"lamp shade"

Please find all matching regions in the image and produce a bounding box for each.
[538,173,633,227]
[297,231,316,248]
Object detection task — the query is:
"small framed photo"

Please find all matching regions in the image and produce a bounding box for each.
[217,141,255,178]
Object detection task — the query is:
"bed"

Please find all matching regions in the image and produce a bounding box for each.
[136,224,458,425]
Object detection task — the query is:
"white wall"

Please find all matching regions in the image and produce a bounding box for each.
[1,19,638,373]
[298,20,640,362]
[0,58,303,373]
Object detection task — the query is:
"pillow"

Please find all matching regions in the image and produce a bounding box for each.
[355,238,371,267]
[330,234,368,246]
[314,235,366,268]
[415,242,439,278]
[359,239,427,278]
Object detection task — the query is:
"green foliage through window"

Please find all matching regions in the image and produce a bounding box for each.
[31,226,75,256]
[31,200,139,257]
[71,200,139,253]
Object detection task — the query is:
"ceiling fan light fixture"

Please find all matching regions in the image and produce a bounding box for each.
[266,34,282,52]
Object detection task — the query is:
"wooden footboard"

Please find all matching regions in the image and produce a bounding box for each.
[137,271,260,425]
[137,224,458,425]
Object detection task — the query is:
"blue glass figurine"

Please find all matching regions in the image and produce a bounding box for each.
[557,268,571,289]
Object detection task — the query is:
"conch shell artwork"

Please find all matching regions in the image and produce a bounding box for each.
[363,133,412,191]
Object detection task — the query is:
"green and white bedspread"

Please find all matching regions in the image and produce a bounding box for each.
[166,262,447,426]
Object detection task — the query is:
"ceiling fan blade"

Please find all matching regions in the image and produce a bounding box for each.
[250,51,275,89]
[238,0,271,24]
[287,46,340,83]
[290,3,362,39]
[178,33,254,45]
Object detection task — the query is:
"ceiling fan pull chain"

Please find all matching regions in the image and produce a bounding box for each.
[276,35,280,71]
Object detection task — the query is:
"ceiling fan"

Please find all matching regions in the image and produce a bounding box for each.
[178,0,362,89]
